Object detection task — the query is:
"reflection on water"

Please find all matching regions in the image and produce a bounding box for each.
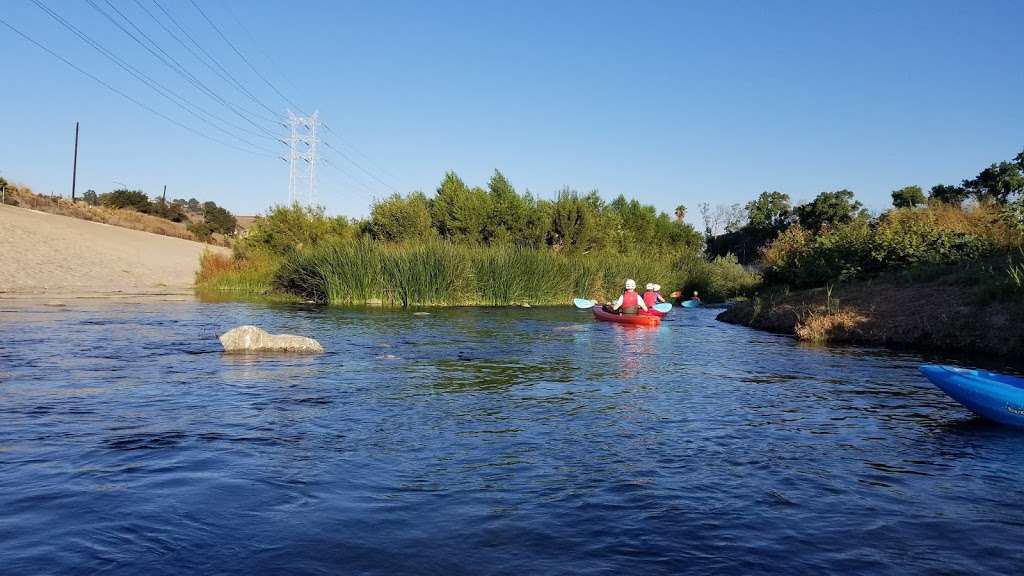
[0,301,1023,575]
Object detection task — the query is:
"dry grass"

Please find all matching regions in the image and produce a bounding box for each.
[196,251,237,283]
[794,310,868,343]
[719,270,1024,357]
[3,184,227,245]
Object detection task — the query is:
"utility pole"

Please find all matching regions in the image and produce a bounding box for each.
[162,184,167,205]
[71,121,79,202]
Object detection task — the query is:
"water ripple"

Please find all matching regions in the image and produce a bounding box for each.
[0,301,1022,575]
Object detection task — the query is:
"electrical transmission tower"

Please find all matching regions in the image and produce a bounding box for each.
[286,110,319,205]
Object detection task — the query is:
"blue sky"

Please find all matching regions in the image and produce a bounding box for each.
[1,0,1021,222]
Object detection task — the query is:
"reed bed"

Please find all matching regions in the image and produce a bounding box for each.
[196,250,281,297]
[256,239,758,306]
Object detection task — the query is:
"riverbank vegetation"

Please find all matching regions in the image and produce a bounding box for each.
[197,171,759,305]
[716,148,1024,355]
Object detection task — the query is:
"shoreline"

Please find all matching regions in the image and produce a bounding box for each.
[716,279,1024,358]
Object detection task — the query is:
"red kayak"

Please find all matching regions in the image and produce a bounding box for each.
[591,305,662,326]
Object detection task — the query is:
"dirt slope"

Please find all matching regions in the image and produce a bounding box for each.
[0,204,229,298]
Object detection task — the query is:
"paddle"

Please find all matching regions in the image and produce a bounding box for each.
[653,302,672,313]
[573,298,598,309]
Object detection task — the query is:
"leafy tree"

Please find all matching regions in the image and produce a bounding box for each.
[484,170,527,244]
[99,189,150,211]
[674,204,687,223]
[963,161,1024,204]
[795,189,867,232]
[369,192,434,242]
[548,188,605,252]
[891,185,926,208]
[1015,149,1024,171]
[149,199,188,222]
[928,184,968,205]
[745,191,791,230]
[201,201,237,235]
[430,172,489,244]
[82,190,98,206]
[187,221,215,241]
[186,198,201,212]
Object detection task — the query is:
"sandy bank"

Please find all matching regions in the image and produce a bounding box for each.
[0,204,229,299]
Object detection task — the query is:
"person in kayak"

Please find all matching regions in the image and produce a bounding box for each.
[604,279,648,314]
[652,284,667,304]
[642,283,659,309]
[690,290,701,303]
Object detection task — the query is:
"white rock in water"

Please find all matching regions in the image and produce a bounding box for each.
[219,325,324,354]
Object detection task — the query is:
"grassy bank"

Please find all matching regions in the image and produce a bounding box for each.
[717,257,1024,356]
[197,239,760,306]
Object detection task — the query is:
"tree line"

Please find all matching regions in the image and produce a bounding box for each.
[364,170,702,254]
[708,148,1024,264]
[79,188,237,239]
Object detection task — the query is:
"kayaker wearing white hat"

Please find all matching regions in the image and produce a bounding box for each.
[604,279,648,315]
[642,283,659,309]
[653,284,667,304]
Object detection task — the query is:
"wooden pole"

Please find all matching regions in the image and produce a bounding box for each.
[71,121,79,202]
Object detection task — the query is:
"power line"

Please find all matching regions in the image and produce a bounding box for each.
[29,0,281,153]
[146,0,282,123]
[216,0,303,95]
[0,14,275,158]
[323,141,401,194]
[187,0,306,114]
[183,0,406,196]
[86,0,283,144]
[91,0,280,142]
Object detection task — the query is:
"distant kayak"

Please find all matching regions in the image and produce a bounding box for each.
[682,300,701,308]
[920,365,1024,428]
[591,305,661,326]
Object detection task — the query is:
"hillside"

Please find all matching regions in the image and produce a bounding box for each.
[0,204,229,298]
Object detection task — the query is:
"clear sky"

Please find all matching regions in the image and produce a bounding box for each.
[1,0,1021,222]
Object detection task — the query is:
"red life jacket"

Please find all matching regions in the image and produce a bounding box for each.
[642,291,657,308]
[622,290,639,308]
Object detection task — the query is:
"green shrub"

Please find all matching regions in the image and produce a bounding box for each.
[705,254,761,299]
[244,203,351,256]
[872,208,996,267]
[99,189,150,211]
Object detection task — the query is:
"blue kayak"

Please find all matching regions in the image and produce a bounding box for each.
[920,365,1024,428]
[681,300,701,309]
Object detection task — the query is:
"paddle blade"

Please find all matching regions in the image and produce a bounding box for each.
[573,298,597,309]
[653,302,673,313]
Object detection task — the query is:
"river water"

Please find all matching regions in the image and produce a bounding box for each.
[0,302,1021,575]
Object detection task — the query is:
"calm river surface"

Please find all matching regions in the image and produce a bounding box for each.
[1,301,1022,575]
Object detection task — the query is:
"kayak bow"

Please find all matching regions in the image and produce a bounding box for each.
[920,364,1024,428]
